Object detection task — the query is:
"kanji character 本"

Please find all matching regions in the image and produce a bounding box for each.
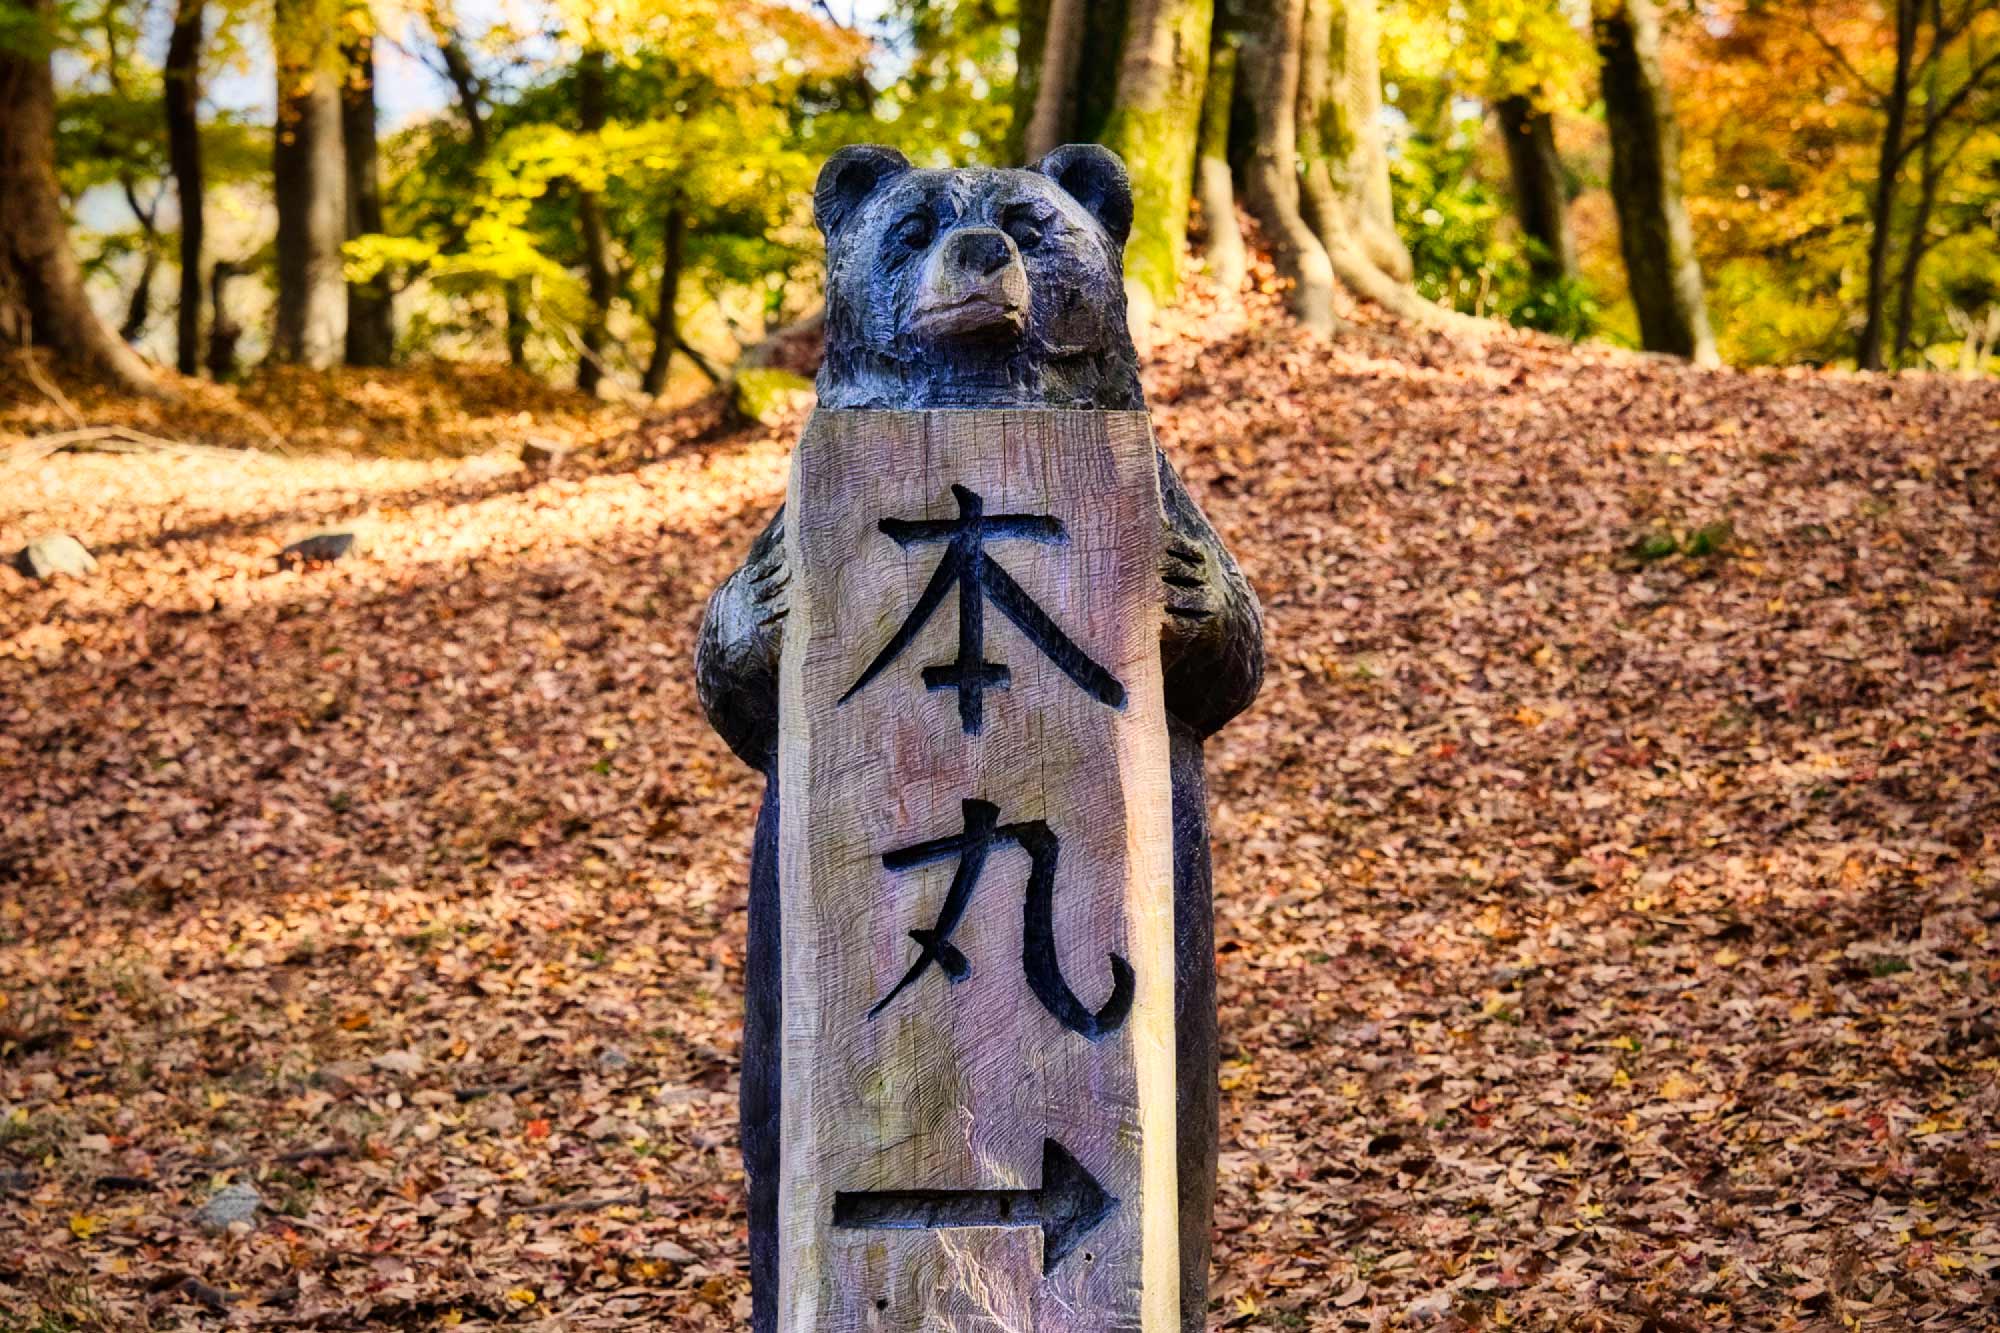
[869,798,1134,1040]
[839,484,1125,734]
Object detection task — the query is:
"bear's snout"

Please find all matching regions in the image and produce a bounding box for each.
[910,226,1030,344]
[948,229,1014,278]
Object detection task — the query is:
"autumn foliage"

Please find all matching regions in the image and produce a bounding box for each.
[5,269,1998,1327]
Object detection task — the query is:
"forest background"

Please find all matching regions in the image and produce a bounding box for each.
[4,0,2000,401]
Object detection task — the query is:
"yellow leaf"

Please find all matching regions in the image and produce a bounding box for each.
[505,1288,538,1307]
[1660,1072,1699,1100]
[70,1214,102,1239]
[1713,948,1742,968]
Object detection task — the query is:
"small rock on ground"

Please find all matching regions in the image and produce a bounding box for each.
[13,533,97,580]
[277,532,355,567]
[520,437,568,471]
[195,1181,262,1231]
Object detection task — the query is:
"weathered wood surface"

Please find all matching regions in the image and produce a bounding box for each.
[777,409,1178,1332]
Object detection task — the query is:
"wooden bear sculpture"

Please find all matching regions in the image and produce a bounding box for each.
[696,144,1264,1331]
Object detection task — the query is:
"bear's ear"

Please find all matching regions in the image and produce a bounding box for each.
[814,145,913,239]
[1034,144,1133,249]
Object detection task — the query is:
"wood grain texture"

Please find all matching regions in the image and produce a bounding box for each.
[777,410,1178,1332]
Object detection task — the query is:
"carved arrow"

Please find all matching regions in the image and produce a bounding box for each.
[831,1138,1117,1271]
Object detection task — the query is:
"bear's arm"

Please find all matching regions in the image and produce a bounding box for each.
[695,506,787,771]
[1158,452,1264,740]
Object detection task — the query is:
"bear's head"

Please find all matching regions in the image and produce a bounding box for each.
[812,144,1144,411]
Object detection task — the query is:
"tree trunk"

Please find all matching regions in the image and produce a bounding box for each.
[1239,0,1339,332]
[1018,0,1089,161]
[1100,0,1214,306]
[641,205,686,396]
[1074,0,1134,145]
[166,0,204,375]
[1891,151,1938,368]
[506,284,529,368]
[1017,0,1133,150]
[341,20,395,366]
[1330,0,1411,281]
[1296,0,1456,326]
[1859,0,1918,370]
[120,244,159,344]
[575,47,612,395]
[431,12,530,367]
[1891,40,1956,369]
[1595,0,1717,365]
[1194,32,1246,294]
[1496,93,1577,284]
[272,0,346,367]
[207,259,243,380]
[435,26,489,156]
[0,0,156,389]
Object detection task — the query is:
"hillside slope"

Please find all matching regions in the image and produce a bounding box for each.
[4,289,1998,1330]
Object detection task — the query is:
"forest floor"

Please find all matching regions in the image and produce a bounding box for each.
[4,277,1999,1332]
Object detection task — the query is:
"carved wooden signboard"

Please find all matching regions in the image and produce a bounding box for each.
[777,409,1179,1331]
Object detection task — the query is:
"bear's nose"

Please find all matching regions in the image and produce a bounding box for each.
[945,228,1015,277]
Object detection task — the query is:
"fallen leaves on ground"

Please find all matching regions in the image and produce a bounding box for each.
[3,278,1997,1330]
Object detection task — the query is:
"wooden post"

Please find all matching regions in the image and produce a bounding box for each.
[777,409,1179,1331]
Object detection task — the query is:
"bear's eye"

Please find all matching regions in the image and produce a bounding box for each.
[1002,213,1045,251]
[892,213,935,251]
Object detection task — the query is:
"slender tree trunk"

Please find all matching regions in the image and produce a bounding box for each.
[207,259,243,380]
[505,285,529,368]
[1890,159,1937,368]
[120,242,159,343]
[165,0,204,375]
[1100,0,1214,306]
[272,0,346,367]
[1892,0,1961,369]
[1891,46,1949,369]
[574,47,612,395]
[431,14,530,367]
[641,205,686,396]
[1194,33,1246,293]
[1240,0,1339,332]
[0,0,155,389]
[101,10,163,348]
[1595,0,1717,365]
[436,29,488,156]
[1863,0,1919,370]
[1019,0,1089,161]
[341,20,395,365]
[1496,93,1577,284]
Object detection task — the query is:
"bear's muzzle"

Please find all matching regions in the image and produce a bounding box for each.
[910,227,1031,343]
